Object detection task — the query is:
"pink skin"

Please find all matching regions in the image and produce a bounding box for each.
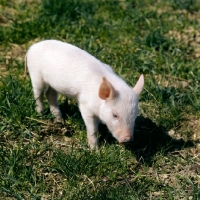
[26,40,144,149]
[98,77,142,145]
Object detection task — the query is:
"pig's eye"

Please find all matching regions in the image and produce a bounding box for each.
[113,113,118,118]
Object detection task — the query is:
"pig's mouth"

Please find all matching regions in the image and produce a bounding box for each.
[119,137,133,145]
[119,141,133,145]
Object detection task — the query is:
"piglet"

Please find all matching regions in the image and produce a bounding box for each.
[25,40,144,149]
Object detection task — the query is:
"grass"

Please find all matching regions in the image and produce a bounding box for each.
[0,0,200,199]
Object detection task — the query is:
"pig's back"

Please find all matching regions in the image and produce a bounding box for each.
[27,40,114,98]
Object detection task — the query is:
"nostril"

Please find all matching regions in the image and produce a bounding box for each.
[123,138,130,143]
[119,137,132,144]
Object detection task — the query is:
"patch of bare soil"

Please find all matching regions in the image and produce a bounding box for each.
[187,115,200,142]
[154,74,191,89]
[168,26,200,58]
[154,5,200,58]
[0,5,17,26]
[6,43,27,61]
[0,44,26,76]
[0,40,41,76]
[24,116,84,151]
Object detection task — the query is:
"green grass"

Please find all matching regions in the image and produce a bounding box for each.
[0,0,200,199]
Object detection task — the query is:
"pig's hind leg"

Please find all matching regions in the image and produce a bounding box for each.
[31,79,45,114]
[45,86,63,122]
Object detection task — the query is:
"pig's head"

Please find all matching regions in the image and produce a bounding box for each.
[98,75,144,144]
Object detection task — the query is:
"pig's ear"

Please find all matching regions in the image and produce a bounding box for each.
[99,77,116,100]
[133,74,144,96]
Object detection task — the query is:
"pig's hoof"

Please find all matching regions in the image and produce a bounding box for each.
[54,117,64,125]
[88,143,99,151]
[36,106,44,114]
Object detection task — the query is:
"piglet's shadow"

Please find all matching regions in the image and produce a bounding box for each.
[59,99,194,165]
[99,116,194,165]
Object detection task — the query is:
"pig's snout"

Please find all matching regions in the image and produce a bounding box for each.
[119,136,133,144]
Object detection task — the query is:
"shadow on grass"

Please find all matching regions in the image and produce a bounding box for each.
[129,116,194,164]
[58,99,194,165]
[99,116,194,165]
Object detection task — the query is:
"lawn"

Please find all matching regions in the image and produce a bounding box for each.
[0,0,200,199]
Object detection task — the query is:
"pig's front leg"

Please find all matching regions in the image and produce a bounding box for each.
[79,105,99,150]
